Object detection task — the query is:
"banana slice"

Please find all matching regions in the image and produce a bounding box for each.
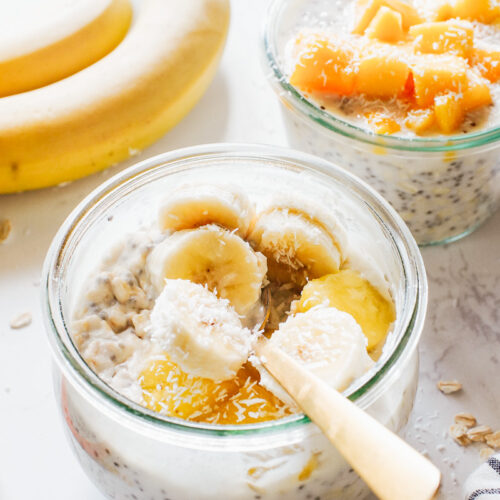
[264,307,374,393]
[159,184,255,237]
[249,208,342,286]
[147,224,267,315]
[150,279,253,381]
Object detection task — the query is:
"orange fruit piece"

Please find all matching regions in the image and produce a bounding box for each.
[365,6,405,43]
[353,0,423,34]
[294,269,395,351]
[410,53,468,107]
[405,108,436,134]
[365,111,402,134]
[355,43,410,97]
[472,47,500,83]
[290,35,358,95]
[409,21,474,59]
[463,69,492,111]
[434,93,465,133]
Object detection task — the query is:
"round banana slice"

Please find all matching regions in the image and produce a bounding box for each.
[249,208,341,286]
[147,224,267,316]
[159,184,255,237]
[149,279,253,381]
[267,307,374,392]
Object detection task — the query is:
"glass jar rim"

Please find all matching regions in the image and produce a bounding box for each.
[263,0,500,153]
[42,143,427,438]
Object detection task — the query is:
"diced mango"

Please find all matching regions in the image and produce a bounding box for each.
[434,93,465,133]
[472,47,500,83]
[353,0,423,34]
[431,1,454,21]
[463,69,492,110]
[290,35,357,95]
[410,21,474,59]
[365,111,402,134]
[453,0,498,23]
[206,364,292,424]
[294,270,395,351]
[365,6,405,43]
[140,356,240,420]
[356,44,410,97]
[410,54,468,107]
[405,108,436,133]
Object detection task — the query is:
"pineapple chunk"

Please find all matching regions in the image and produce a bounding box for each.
[356,44,410,97]
[140,356,239,420]
[365,6,405,43]
[472,47,500,83]
[409,21,474,58]
[140,357,290,424]
[434,93,465,133]
[290,35,358,95]
[365,111,402,134]
[206,364,292,424]
[294,269,395,351]
[431,1,454,21]
[405,108,436,133]
[410,54,468,107]
[453,0,499,23]
[463,69,492,110]
[353,0,423,34]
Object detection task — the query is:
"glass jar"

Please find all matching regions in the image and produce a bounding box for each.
[43,144,427,500]
[263,0,500,246]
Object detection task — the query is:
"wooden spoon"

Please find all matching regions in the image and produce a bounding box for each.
[256,290,441,500]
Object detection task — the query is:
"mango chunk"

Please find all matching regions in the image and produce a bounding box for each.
[410,54,468,107]
[365,6,405,43]
[463,69,492,110]
[356,44,410,97]
[434,93,465,133]
[453,0,499,23]
[431,1,454,21]
[472,47,500,83]
[353,0,423,34]
[405,108,436,133]
[290,35,357,95]
[365,111,402,134]
[140,356,239,420]
[410,21,474,59]
[294,269,395,351]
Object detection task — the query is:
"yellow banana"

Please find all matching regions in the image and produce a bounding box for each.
[0,0,230,193]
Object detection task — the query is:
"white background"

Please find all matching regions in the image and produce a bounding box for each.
[1,1,500,499]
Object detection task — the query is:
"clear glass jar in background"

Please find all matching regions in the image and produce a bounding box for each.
[263,0,500,246]
[43,144,427,499]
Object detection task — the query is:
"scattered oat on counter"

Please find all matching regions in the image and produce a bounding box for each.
[467,426,493,443]
[450,423,471,446]
[454,413,477,428]
[10,312,32,330]
[0,218,12,243]
[486,431,500,449]
[437,380,463,394]
[449,412,500,455]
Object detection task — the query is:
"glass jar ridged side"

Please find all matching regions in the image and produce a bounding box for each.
[43,144,427,500]
[263,0,500,246]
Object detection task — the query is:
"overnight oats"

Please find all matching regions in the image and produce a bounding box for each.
[43,144,427,500]
[264,0,500,245]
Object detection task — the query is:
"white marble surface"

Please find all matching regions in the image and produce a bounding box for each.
[0,1,499,499]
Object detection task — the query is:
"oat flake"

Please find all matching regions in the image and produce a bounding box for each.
[10,312,32,330]
[0,219,12,243]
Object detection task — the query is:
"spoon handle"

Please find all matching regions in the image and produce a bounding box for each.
[257,341,441,500]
